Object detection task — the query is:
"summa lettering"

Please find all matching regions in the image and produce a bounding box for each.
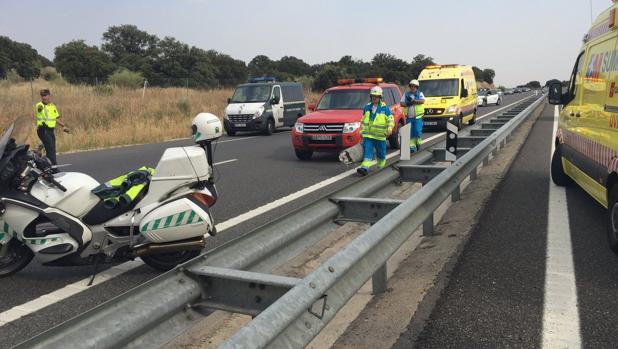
[586,50,618,78]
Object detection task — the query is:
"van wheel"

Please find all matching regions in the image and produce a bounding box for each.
[389,121,404,149]
[551,145,572,187]
[483,99,487,107]
[469,109,477,125]
[496,98,502,106]
[263,119,275,136]
[607,185,618,253]
[295,149,313,160]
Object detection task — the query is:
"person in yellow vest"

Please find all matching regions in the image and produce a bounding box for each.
[400,79,425,152]
[35,89,69,166]
[357,86,394,176]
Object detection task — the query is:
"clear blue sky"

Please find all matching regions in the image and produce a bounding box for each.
[0,0,610,86]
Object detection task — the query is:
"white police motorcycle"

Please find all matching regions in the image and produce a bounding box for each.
[0,113,222,277]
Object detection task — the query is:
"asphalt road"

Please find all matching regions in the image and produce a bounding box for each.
[396,103,618,348]
[0,92,533,348]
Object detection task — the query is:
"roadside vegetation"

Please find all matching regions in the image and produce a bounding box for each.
[0,80,321,152]
[0,24,502,152]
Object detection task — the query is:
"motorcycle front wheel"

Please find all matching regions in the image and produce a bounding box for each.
[141,250,201,271]
[0,239,34,277]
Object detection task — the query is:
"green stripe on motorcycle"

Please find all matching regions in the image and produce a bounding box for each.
[163,215,173,228]
[3,222,8,233]
[187,211,196,224]
[152,219,161,230]
[0,233,5,241]
[175,211,186,226]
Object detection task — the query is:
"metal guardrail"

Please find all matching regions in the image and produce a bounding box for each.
[18,95,545,349]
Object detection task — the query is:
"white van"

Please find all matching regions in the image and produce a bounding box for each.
[224,78,306,136]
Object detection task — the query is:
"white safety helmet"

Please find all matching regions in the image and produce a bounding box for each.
[192,112,222,143]
[369,86,383,98]
[409,79,420,87]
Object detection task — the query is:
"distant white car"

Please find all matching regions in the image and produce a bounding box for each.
[477,89,502,106]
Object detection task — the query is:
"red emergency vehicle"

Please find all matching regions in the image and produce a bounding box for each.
[292,78,406,160]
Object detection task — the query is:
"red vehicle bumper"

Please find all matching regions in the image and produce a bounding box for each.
[292,131,362,152]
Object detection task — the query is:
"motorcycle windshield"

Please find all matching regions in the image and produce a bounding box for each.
[0,116,31,158]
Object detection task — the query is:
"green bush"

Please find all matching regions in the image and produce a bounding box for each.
[40,66,60,81]
[6,69,23,83]
[107,69,144,89]
[177,98,191,116]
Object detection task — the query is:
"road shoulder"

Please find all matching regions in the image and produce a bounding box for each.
[329,102,545,349]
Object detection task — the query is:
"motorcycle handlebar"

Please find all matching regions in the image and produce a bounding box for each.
[48,176,67,192]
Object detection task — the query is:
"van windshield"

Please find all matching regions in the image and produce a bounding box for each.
[419,79,459,97]
[230,85,271,103]
[317,90,369,110]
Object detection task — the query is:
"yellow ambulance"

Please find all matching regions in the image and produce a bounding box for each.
[418,64,478,130]
[548,1,618,252]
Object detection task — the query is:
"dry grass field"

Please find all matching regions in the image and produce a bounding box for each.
[0,80,322,152]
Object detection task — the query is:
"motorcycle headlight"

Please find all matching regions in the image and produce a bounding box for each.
[446,105,457,114]
[254,106,265,118]
[343,122,361,133]
[295,122,304,133]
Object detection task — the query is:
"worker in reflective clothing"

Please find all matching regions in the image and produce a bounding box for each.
[400,79,425,152]
[357,86,394,176]
[35,89,70,166]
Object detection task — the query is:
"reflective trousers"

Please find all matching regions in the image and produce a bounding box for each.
[360,137,387,169]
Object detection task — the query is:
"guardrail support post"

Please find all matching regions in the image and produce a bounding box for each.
[372,263,388,295]
[452,185,461,202]
[483,156,490,166]
[423,213,434,236]
[470,167,478,180]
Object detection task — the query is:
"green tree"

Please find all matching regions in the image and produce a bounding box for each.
[205,50,247,86]
[482,69,495,84]
[472,66,483,81]
[248,55,276,77]
[408,54,434,80]
[526,81,541,88]
[101,25,158,73]
[277,56,310,78]
[0,36,41,80]
[54,40,116,84]
[313,65,342,91]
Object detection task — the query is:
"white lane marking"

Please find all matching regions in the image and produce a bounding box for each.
[0,159,238,326]
[0,96,533,327]
[214,159,238,166]
[541,105,581,348]
[217,136,259,144]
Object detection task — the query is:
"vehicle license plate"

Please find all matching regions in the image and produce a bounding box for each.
[311,135,332,141]
[424,121,438,126]
[235,123,246,127]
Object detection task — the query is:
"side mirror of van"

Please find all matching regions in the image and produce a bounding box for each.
[461,89,469,98]
[227,97,231,104]
[308,103,316,111]
[547,80,563,105]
